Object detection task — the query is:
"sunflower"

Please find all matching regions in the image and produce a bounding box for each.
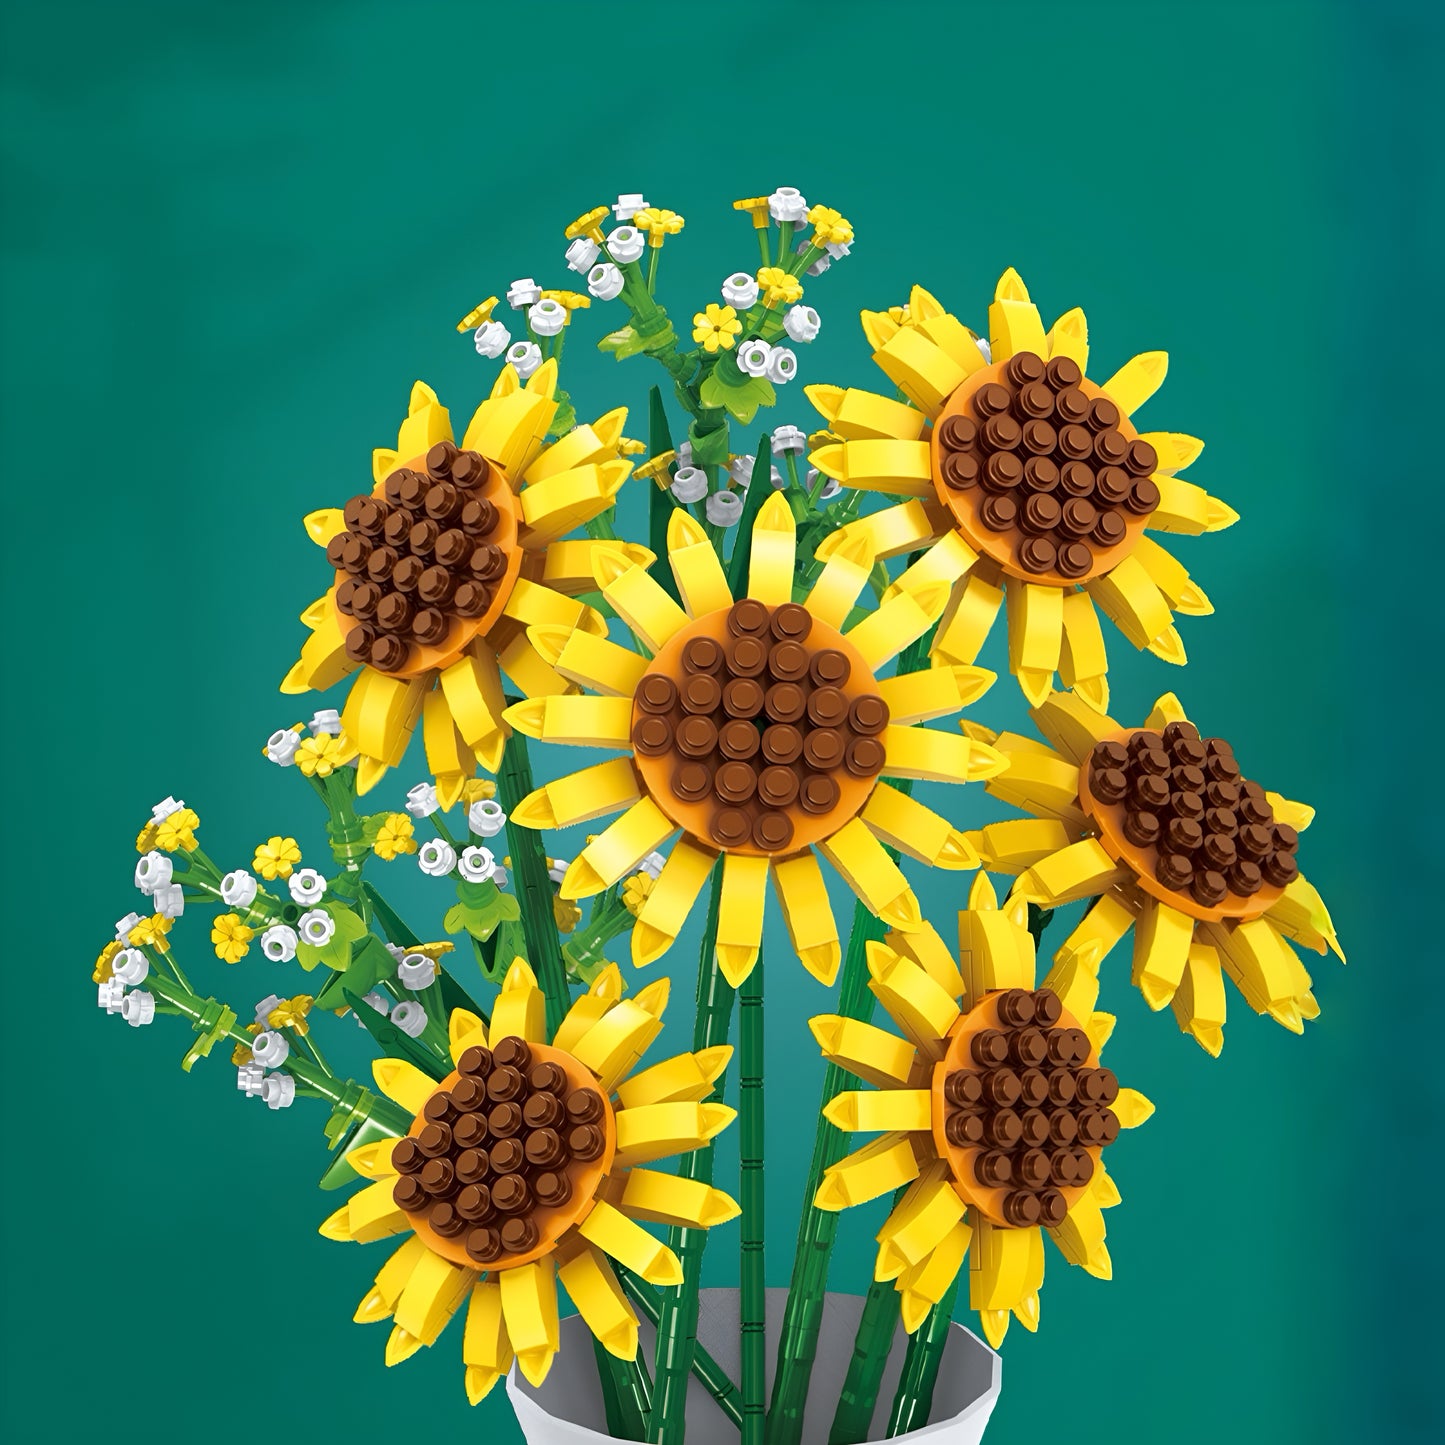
[283,363,651,802]
[968,689,1342,1055]
[807,271,1237,710]
[810,872,1151,1347]
[321,960,739,1401]
[504,497,1006,985]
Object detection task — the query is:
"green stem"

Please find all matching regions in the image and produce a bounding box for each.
[829,1242,905,1443]
[595,1338,633,1439]
[648,863,734,1444]
[622,1270,743,1428]
[647,244,662,294]
[756,226,771,268]
[497,721,571,1036]
[767,634,932,1445]
[740,960,766,1445]
[884,1277,958,1438]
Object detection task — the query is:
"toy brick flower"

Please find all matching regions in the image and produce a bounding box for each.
[283,372,644,803]
[756,266,803,308]
[254,836,302,880]
[554,896,582,933]
[504,498,1005,984]
[94,940,122,984]
[321,961,738,1400]
[212,913,255,964]
[811,874,1151,1346]
[732,196,772,229]
[692,303,742,354]
[373,814,419,861]
[265,726,303,766]
[808,272,1236,709]
[633,207,685,247]
[455,297,498,332]
[127,913,173,953]
[969,690,1342,1054]
[805,205,854,248]
[565,207,611,244]
[297,731,360,778]
[153,807,200,853]
[540,289,590,322]
[266,994,314,1034]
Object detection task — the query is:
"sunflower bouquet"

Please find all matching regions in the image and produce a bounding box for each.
[94,190,1341,1445]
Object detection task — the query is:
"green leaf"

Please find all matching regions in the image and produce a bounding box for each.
[314,933,394,1010]
[444,880,520,944]
[699,370,775,426]
[360,882,421,949]
[294,905,368,973]
[357,812,391,845]
[344,990,449,1080]
[687,419,730,470]
[599,326,649,360]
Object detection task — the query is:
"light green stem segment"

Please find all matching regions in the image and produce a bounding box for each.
[497,720,571,1036]
[828,1234,905,1443]
[648,864,734,1445]
[885,1277,959,1438]
[622,1270,743,1429]
[740,959,765,1445]
[766,630,931,1445]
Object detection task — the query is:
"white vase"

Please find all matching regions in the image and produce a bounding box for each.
[508,1287,1001,1445]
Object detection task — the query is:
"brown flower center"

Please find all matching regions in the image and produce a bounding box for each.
[1080,720,1299,921]
[631,600,889,855]
[329,440,520,678]
[931,351,1159,584]
[390,1036,612,1270]
[935,987,1117,1230]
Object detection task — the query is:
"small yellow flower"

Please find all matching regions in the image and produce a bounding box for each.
[554,895,582,933]
[212,913,254,964]
[634,207,685,246]
[633,450,679,488]
[806,204,854,247]
[407,941,456,961]
[94,940,122,984]
[135,822,159,853]
[268,994,315,1035]
[732,196,771,228]
[373,813,418,861]
[617,435,647,457]
[460,778,497,805]
[693,303,742,354]
[456,296,497,332]
[128,913,173,953]
[756,266,803,307]
[540,289,591,322]
[297,732,359,779]
[622,872,653,918]
[231,1041,255,1066]
[565,206,611,242]
[254,836,302,880]
[154,807,200,853]
[809,428,842,452]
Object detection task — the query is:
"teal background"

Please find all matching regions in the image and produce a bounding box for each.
[2,1,1439,1440]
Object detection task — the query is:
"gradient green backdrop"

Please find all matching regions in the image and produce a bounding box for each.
[2,1,1438,1441]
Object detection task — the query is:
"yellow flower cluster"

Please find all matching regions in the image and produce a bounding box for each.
[692,303,742,354]
[461,778,497,805]
[806,204,853,247]
[757,266,803,307]
[128,913,172,953]
[253,836,301,880]
[372,813,418,861]
[634,207,684,246]
[94,940,122,984]
[297,731,359,778]
[139,807,200,854]
[622,872,653,917]
[266,994,315,1034]
[553,895,582,933]
[212,913,254,963]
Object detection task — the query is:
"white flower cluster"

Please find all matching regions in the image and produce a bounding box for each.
[736,337,797,386]
[97,946,157,1029]
[236,1001,297,1109]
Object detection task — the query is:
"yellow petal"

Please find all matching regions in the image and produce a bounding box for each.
[372,1057,437,1115]
[529,625,649,697]
[616,1046,733,1110]
[805,384,927,441]
[510,758,642,830]
[865,941,959,1057]
[862,784,977,870]
[876,663,994,725]
[881,724,1006,785]
[1013,838,1131,908]
[499,1259,561,1387]
[1131,896,1193,1010]
[1044,306,1088,372]
[811,440,935,498]
[612,1101,736,1168]
[571,996,666,1092]
[847,583,950,671]
[933,567,1004,667]
[987,268,1047,361]
[393,1249,476,1346]
[666,508,733,618]
[594,547,690,652]
[615,1168,741,1228]
[1099,351,1168,416]
[814,1132,921,1210]
[1172,942,1227,1056]
[578,1201,683,1286]
[771,849,841,985]
[819,818,924,933]
[809,1014,919,1089]
[825,1088,933,1134]
[504,695,634,748]
[557,1242,639,1360]
[715,852,770,988]
[553,965,625,1053]
[632,837,717,967]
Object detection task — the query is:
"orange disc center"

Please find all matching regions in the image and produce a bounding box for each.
[630,599,889,855]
